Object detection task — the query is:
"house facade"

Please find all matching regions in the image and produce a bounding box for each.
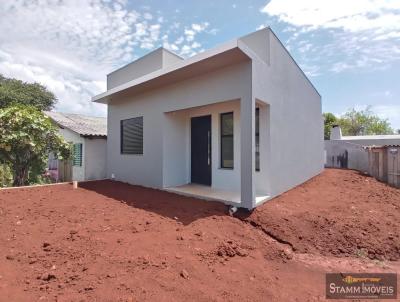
[45,112,107,182]
[93,28,324,210]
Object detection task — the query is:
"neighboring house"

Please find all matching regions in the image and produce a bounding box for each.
[325,125,400,173]
[92,28,324,210]
[45,112,107,182]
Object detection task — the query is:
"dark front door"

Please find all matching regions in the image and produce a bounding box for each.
[191,115,211,186]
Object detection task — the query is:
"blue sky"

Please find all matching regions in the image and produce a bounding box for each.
[1,0,399,129]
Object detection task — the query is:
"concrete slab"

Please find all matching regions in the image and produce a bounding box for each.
[164,183,269,207]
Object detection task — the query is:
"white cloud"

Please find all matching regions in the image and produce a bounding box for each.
[261,0,400,33]
[260,0,400,74]
[0,1,216,116]
[374,105,400,130]
[191,42,201,49]
[192,22,209,32]
[184,29,196,41]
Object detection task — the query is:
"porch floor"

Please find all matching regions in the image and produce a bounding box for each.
[164,184,269,207]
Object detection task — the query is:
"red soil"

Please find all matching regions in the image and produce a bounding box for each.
[241,169,400,261]
[0,169,399,301]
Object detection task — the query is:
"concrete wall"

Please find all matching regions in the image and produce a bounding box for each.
[249,29,324,201]
[325,137,400,173]
[325,140,368,172]
[58,128,85,181]
[84,138,107,180]
[107,61,252,189]
[107,48,183,90]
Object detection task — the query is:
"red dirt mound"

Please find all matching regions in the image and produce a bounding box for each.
[240,169,400,261]
[0,169,399,301]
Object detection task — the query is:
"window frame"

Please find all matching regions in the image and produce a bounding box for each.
[72,143,82,167]
[120,116,144,155]
[220,111,234,169]
[255,107,260,172]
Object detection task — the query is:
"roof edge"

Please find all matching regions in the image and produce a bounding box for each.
[93,39,242,103]
[107,47,183,77]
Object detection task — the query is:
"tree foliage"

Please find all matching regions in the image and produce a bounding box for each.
[323,112,337,140]
[0,105,70,186]
[323,107,393,138]
[0,74,56,110]
[339,107,393,136]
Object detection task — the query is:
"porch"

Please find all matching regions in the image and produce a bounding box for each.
[165,183,270,207]
[162,98,270,209]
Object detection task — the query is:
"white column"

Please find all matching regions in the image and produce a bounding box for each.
[240,95,256,209]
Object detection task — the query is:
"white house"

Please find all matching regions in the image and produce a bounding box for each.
[92,28,324,210]
[45,112,107,182]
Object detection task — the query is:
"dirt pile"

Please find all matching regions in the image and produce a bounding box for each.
[240,169,400,261]
[0,169,399,301]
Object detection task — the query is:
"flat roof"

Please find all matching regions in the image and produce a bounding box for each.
[92,27,320,104]
[92,39,246,104]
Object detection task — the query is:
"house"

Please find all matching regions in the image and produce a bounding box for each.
[325,125,400,173]
[45,112,107,182]
[92,28,324,210]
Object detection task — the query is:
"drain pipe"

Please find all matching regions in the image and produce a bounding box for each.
[228,206,238,216]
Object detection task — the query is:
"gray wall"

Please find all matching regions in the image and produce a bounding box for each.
[248,29,324,201]
[325,140,368,172]
[57,128,107,181]
[325,138,400,173]
[107,48,183,90]
[107,61,252,189]
[84,138,107,180]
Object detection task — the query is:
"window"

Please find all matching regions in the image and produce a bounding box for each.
[220,112,233,169]
[121,116,143,155]
[73,143,82,166]
[255,108,260,171]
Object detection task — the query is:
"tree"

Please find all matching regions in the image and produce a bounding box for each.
[323,112,337,140]
[0,74,56,110]
[338,107,393,136]
[0,105,70,186]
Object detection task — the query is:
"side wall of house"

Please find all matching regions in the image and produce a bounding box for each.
[107,61,252,189]
[58,128,85,181]
[84,138,107,180]
[251,29,324,200]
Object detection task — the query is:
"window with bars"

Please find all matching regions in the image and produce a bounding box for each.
[72,143,82,166]
[121,116,143,155]
[220,112,234,169]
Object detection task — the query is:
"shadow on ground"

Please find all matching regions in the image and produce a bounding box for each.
[79,179,229,225]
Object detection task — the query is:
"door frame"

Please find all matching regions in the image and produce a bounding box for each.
[190,114,212,186]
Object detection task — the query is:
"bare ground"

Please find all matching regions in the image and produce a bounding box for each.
[0,169,399,301]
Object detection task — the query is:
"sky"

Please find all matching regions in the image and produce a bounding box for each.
[0,0,399,129]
